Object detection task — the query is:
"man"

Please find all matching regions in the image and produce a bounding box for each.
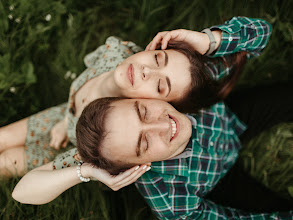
[76,84,293,219]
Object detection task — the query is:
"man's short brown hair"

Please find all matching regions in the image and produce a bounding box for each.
[76,97,136,175]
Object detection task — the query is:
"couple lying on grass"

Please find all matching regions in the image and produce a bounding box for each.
[1,16,293,219]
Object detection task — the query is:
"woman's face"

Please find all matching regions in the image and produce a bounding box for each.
[113,50,191,102]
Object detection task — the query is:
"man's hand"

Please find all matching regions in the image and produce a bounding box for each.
[49,119,68,150]
[145,29,221,55]
[84,163,151,191]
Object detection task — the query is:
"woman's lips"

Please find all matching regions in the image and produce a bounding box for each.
[128,64,134,86]
[169,114,180,142]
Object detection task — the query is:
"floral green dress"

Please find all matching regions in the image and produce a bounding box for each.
[24,36,142,171]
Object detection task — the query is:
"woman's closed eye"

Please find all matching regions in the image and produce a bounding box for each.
[157,79,167,95]
[154,53,159,67]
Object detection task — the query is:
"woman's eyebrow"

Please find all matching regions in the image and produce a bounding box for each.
[163,51,169,66]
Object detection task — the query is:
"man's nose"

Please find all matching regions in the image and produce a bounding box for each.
[144,118,170,136]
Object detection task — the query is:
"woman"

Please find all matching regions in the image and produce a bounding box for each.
[1,16,271,178]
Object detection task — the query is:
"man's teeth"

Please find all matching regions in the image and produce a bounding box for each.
[171,118,177,138]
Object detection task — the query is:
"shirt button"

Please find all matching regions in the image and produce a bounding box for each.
[229,36,233,41]
[210,142,214,146]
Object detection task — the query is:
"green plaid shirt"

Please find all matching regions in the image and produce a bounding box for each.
[135,17,293,219]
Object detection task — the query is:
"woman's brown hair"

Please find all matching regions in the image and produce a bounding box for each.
[167,41,247,113]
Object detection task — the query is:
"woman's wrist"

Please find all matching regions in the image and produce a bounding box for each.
[79,163,93,179]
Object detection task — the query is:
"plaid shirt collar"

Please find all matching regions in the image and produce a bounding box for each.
[150,114,197,177]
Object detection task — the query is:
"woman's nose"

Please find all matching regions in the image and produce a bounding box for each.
[142,66,157,80]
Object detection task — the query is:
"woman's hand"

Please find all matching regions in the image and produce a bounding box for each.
[84,163,151,191]
[145,29,221,55]
[49,118,68,150]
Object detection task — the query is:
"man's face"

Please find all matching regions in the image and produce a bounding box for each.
[102,99,192,165]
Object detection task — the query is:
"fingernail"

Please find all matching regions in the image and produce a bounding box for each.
[146,167,151,171]
[142,165,147,170]
[135,166,139,171]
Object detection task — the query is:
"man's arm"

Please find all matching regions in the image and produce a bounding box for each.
[210,16,272,57]
[135,172,293,220]
[206,16,272,80]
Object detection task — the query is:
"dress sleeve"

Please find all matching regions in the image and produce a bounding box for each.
[52,148,80,170]
[204,16,272,80]
[135,172,293,220]
[84,36,143,68]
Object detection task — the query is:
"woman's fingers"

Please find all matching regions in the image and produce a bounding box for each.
[115,166,150,190]
[146,29,191,51]
[160,32,173,50]
[49,136,58,150]
[117,165,150,185]
[145,31,169,51]
[105,164,151,191]
[160,30,182,49]
[49,134,65,150]
[61,137,69,148]
[145,41,153,51]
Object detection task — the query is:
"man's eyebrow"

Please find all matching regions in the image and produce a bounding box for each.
[163,51,168,66]
[134,101,142,157]
[165,76,171,97]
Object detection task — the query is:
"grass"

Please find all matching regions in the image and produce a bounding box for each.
[0,0,292,219]
[0,178,155,220]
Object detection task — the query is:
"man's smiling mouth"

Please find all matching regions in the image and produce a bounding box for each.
[169,115,179,141]
[171,118,176,138]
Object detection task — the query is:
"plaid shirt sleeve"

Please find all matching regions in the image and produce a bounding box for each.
[136,172,293,220]
[205,16,272,80]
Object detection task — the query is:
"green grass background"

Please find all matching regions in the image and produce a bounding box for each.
[0,0,292,219]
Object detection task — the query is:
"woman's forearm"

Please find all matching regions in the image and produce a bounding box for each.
[12,162,82,205]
